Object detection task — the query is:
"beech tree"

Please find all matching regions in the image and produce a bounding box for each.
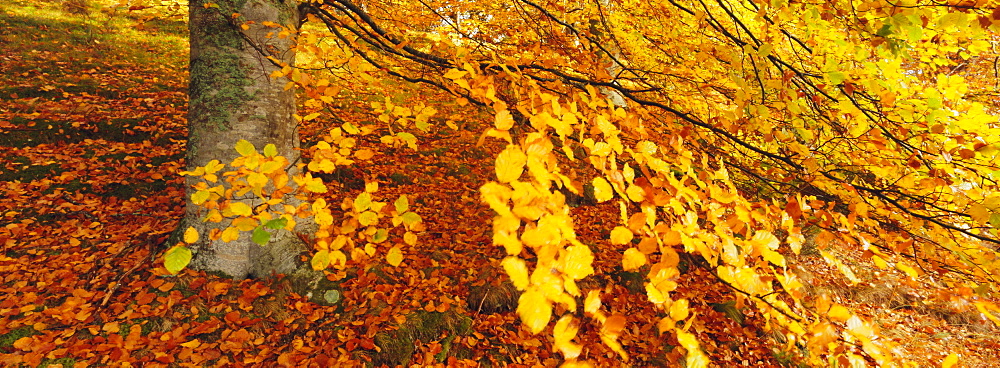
[179,0,312,281]
[171,0,1000,365]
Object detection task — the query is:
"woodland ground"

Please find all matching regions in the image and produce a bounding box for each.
[1,1,1000,367]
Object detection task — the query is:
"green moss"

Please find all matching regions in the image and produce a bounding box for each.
[188,50,254,130]
[39,357,77,367]
[0,326,41,352]
[388,172,412,186]
[188,0,259,134]
[370,310,473,367]
[0,159,61,183]
[467,280,519,314]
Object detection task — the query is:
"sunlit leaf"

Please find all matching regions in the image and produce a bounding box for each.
[354,192,372,212]
[232,217,258,231]
[677,329,709,368]
[224,202,253,217]
[592,177,613,202]
[192,190,211,205]
[312,250,330,270]
[263,143,277,158]
[502,256,530,290]
[386,246,404,266]
[669,299,689,322]
[563,244,595,279]
[372,228,388,243]
[394,195,409,213]
[304,176,327,193]
[183,227,199,244]
[358,211,379,226]
[252,226,270,245]
[399,211,423,226]
[828,304,851,323]
[896,262,919,279]
[553,315,582,359]
[622,248,646,271]
[495,145,526,183]
[235,139,256,156]
[495,109,514,130]
[941,353,959,368]
[403,231,417,245]
[342,122,360,134]
[221,227,240,242]
[517,290,552,334]
[165,245,192,274]
[610,226,633,245]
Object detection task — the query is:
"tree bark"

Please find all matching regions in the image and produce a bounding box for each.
[181,0,315,283]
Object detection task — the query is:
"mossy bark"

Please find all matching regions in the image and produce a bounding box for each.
[180,0,322,290]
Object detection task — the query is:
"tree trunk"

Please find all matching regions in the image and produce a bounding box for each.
[181,0,316,284]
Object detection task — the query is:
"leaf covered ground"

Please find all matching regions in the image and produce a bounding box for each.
[2,1,1000,367]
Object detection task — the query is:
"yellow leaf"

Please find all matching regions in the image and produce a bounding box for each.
[622,248,646,271]
[235,139,256,156]
[312,250,330,270]
[592,177,613,202]
[941,353,958,368]
[646,282,667,304]
[386,246,404,266]
[308,159,336,173]
[635,140,657,155]
[224,202,253,217]
[247,172,268,188]
[403,231,417,245]
[828,304,851,323]
[192,190,211,205]
[358,211,378,226]
[669,299,689,322]
[625,184,645,202]
[610,226,633,245]
[354,192,373,212]
[522,225,559,247]
[495,145,526,183]
[563,244,595,280]
[444,68,467,79]
[896,262,919,279]
[761,249,786,267]
[220,227,240,242]
[304,176,327,193]
[969,203,990,225]
[584,290,602,314]
[495,110,515,130]
[502,256,530,290]
[330,250,347,267]
[180,339,201,348]
[553,315,582,359]
[517,290,552,334]
[494,230,522,255]
[676,330,709,368]
[183,227,199,244]
[871,255,888,269]
[259,160,282,174]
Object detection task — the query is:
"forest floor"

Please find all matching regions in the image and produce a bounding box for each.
[2,1,1000,367]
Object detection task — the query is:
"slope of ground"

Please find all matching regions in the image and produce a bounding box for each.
[1,1,998,367]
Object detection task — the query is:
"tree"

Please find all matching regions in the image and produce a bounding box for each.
[178,0,312,282]
[172,0,1000,365]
